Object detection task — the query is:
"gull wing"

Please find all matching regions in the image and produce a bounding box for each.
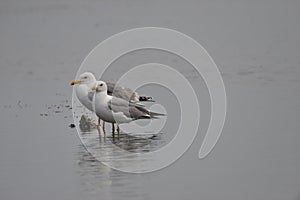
[106,82,140,102]
[107,97,151,120]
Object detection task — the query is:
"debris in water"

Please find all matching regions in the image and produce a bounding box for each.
[79,115,97,131]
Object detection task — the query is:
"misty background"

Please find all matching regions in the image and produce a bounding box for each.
[0,0,300,200]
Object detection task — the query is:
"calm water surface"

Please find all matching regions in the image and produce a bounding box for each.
[1,0,300,200]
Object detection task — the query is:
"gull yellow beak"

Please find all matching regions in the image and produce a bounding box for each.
[70,80,81,86]
[92,86,97,90]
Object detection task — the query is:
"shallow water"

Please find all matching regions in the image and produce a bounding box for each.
[1,0,300,200]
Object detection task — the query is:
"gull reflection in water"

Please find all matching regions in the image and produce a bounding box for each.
[76,145,150,200]
[78,115,164,152]
[77,114,165,169]
[76,114,162,199]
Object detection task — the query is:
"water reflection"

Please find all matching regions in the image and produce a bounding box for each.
[76,145,149,200]
[78,115,164,152]
[77,115,166,173]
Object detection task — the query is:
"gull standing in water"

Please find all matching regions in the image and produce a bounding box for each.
[92,81,165,136]
[70,72,154,130]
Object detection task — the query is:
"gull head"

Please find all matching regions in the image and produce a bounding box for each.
[92,81,107,93]
[70,72,96,86]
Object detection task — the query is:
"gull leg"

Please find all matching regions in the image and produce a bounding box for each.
[117,125,120,138]
[102,121,106,135]
[98,117,101,126]
[112,123,115,137]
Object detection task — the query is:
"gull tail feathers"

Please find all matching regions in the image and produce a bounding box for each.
[149,111,166,119]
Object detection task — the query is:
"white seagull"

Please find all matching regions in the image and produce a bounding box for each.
[92,81,165,135]
[70,72,154,128]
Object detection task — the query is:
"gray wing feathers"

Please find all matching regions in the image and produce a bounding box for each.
[108,97,151,120]
[107,82,141,102]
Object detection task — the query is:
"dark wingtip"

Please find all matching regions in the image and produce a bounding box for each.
[150,111,167,118]
[139,96,155,102]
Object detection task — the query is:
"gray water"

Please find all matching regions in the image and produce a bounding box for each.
[1,0,300,200]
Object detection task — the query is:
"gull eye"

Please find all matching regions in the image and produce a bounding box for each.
[84,76,87,79]
[99,83,103,86]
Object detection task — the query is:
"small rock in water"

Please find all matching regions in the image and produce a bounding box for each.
[79,115,96,131]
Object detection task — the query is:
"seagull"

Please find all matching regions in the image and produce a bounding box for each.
[92,81,165,136]
[70,72,154,128]
[70,72,96,112]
